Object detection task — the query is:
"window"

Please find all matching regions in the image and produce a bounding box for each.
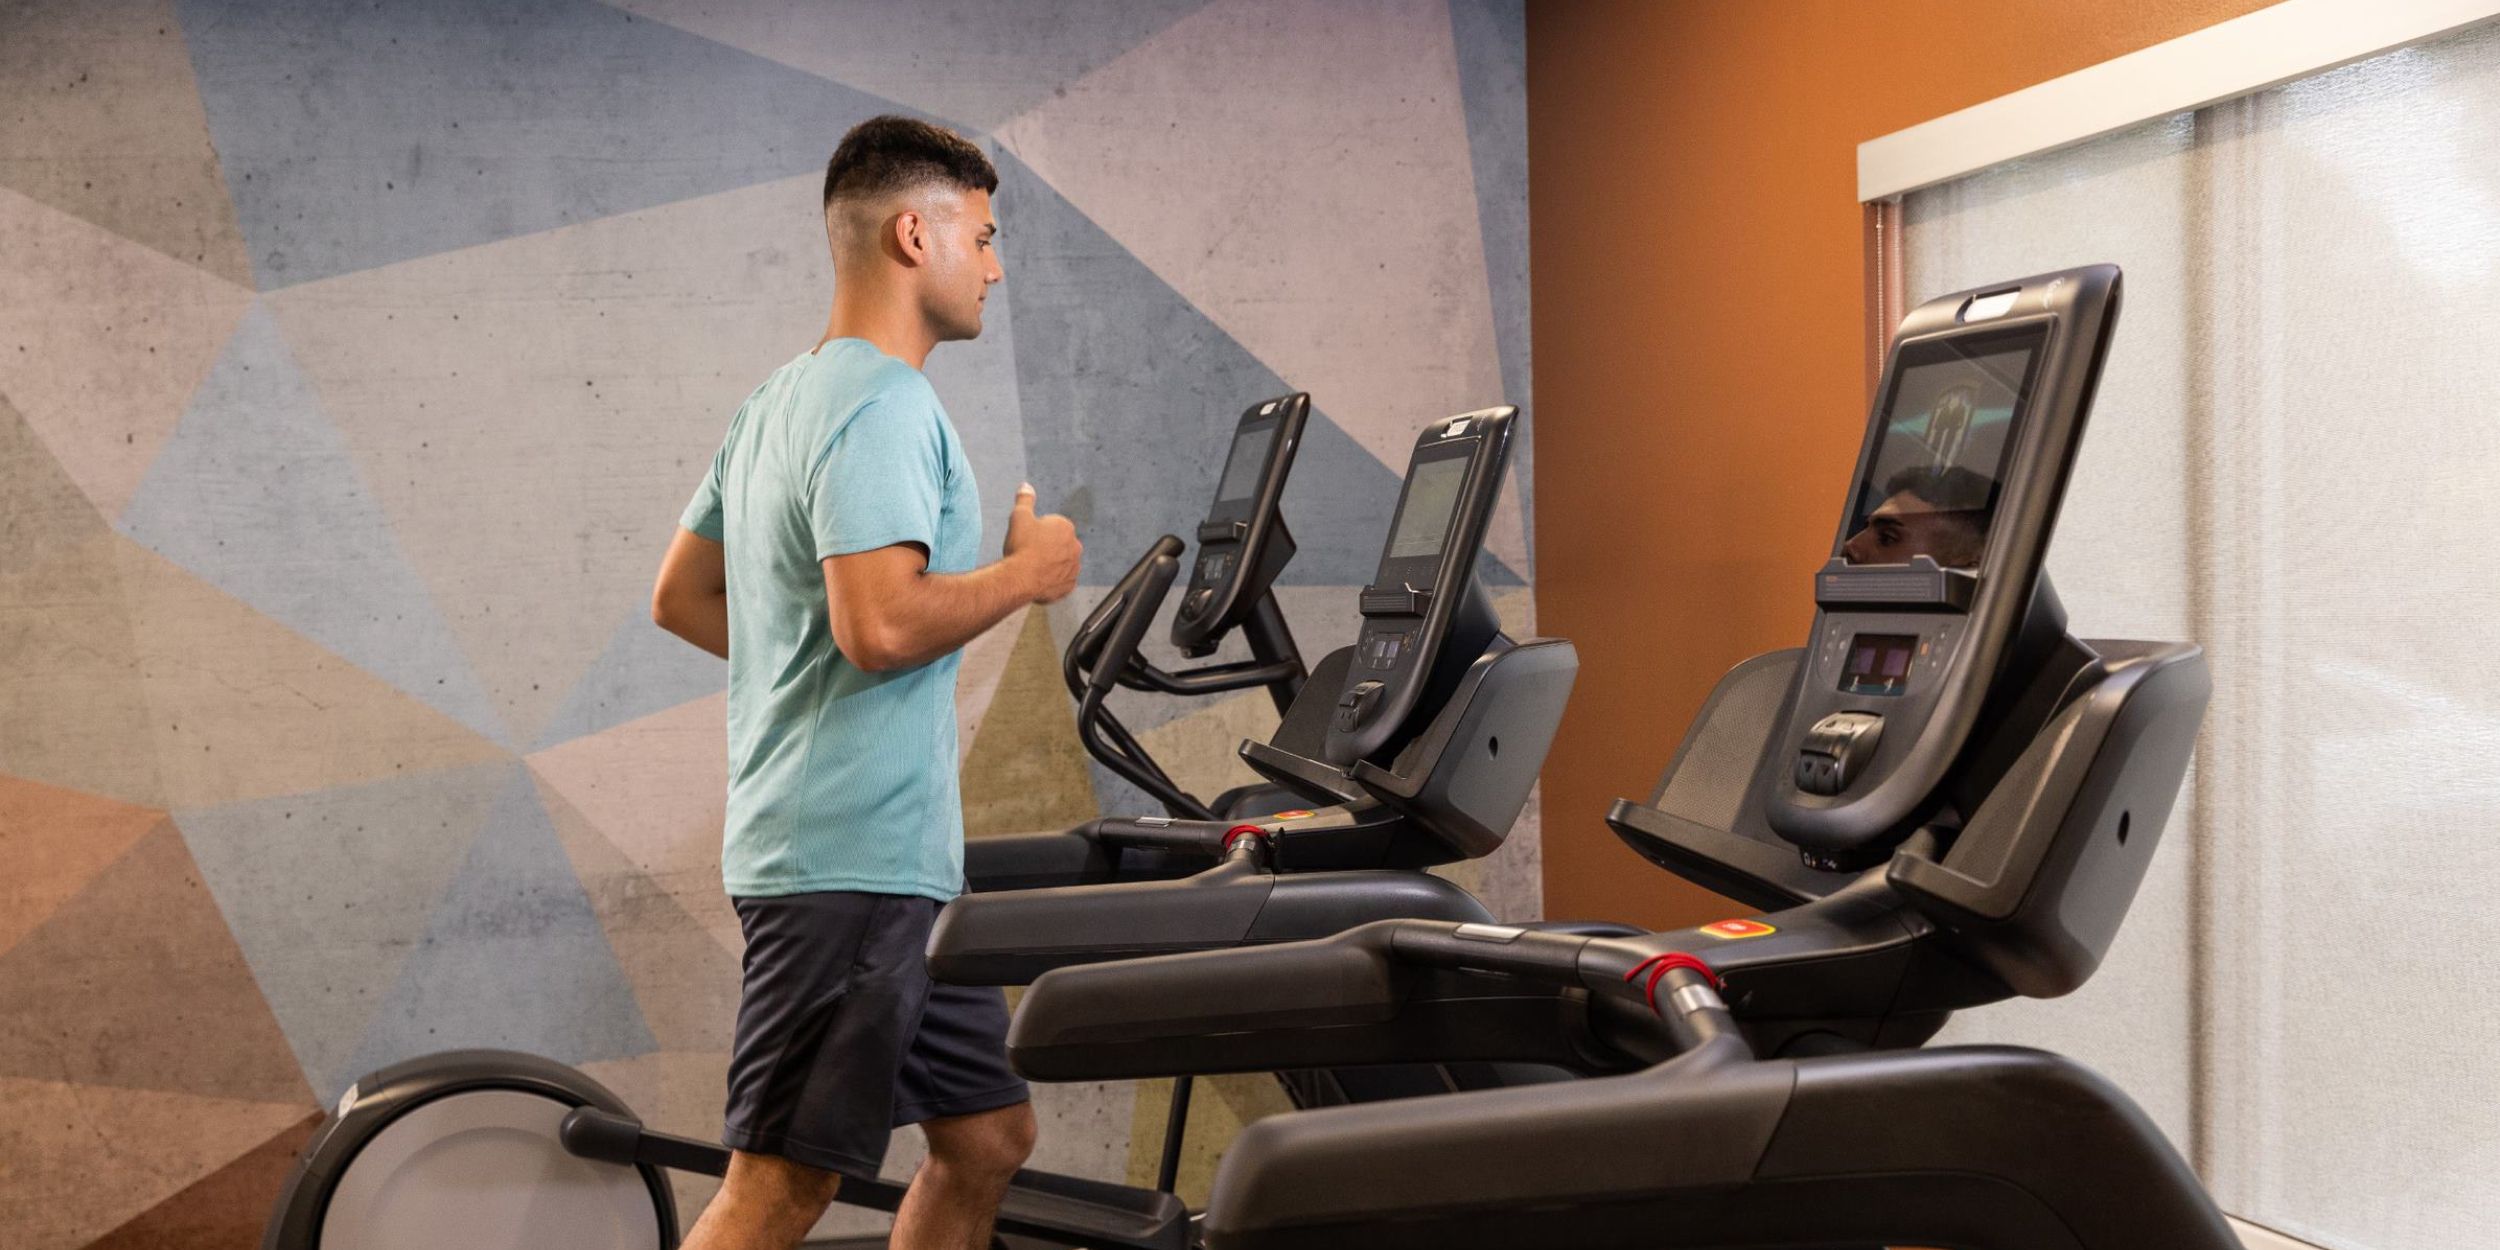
[1900,23,2500,1250]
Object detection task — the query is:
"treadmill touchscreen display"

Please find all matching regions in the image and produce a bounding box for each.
[1385,456,1468,562]
[1215,426,1275,503]
[1842,330,2043,569]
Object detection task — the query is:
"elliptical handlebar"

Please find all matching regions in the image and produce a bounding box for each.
[1069,541,1304,702]
[1059,532,1307,821]
[1116,654,1302,697]
[1066,545,1216,822]
[1064,535,1187,692]
[1085,552,1179,702]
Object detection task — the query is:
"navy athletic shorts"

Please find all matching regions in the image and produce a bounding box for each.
[720,890,1030,1178]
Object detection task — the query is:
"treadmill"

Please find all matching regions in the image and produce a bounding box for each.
[1007,265,2241,1249]
[259,404,1579,1250]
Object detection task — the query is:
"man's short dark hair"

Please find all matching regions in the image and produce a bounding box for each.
[1884,464,1994,516]
[823,115,998,210]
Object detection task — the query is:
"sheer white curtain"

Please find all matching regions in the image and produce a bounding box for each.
[1904,22,2500,1250]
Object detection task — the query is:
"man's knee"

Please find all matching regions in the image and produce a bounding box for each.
[926,1101,1036,1179]
[725,1149,844,1209]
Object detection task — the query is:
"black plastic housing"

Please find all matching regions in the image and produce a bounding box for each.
[1327,407,1516,765]
[1889,638,2210,996]
[1351,637,1577,861]
[1171,393,1309,654]
[1601,632,2207,1003]
[1198,1045,2237,1250]
[1769,267,2123,860]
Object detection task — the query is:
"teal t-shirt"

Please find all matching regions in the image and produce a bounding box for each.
[681,339,982,901]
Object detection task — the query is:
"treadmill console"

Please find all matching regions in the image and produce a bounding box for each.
[1326,407,1514,765]
[1171,393,1308,657]
[1766,267,2121,865]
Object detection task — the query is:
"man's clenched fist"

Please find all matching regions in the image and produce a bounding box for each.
[1004,482,1082,604]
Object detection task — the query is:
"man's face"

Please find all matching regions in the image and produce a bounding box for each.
[919,187,1002,343]
[1842,490,1986,568]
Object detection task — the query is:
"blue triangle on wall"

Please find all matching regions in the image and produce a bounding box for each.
[336,764,657,1099]
[120,305,509,744]
[180,0,920,287]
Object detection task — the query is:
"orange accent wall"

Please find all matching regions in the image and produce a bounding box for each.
[1528,0,2280,928]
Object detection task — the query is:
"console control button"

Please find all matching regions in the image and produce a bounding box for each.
[1333,680,1386,732]
[1795,711,1885,796]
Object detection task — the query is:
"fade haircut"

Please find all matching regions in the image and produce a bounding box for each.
[1883,464,1995,517]
[822,115,998,212]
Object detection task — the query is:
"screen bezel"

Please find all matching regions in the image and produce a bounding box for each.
[1835,322,2050,568]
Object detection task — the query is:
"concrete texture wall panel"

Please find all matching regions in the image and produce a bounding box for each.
[0,1,1532,1241]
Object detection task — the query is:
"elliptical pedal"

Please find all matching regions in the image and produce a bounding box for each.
[989,1169,1190,1249]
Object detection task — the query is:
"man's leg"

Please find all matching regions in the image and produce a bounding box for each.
[706,893,931,1250]
[888,972,1036,1250]
[890,1101,1038,1250]
[681,1150,843,1250]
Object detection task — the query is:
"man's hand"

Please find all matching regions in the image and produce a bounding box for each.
[1004,482,1082,604]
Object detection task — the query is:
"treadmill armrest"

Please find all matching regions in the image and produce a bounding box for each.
[1007,922,1607,1079]
[933,865,1495,988]
[932,860,1277,986]
[963,823,1207,894]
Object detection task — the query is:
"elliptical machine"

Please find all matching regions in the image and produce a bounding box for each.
[1008,266,2241,1249]
[926,406,1593,1189]
[1054,393,1314,825]
[261,404,1579,1250]
[933,404,1578,982]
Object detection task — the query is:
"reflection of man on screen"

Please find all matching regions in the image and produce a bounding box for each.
[1924,383,1978,469]
[1843,465,1993,568]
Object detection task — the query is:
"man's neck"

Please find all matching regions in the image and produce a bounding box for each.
[821,291,935,369]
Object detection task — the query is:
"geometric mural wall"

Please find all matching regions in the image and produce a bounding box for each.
[0,0,1532,1242]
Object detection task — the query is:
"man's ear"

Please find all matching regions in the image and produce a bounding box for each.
[890,209,928,268]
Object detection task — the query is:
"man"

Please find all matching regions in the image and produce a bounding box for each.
[1842,464,1994,569]
[651,115,1082,1250]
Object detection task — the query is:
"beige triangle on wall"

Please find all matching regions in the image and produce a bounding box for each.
[0,187,253,520]
[111,537,510,809]
[0,1078,312,1250]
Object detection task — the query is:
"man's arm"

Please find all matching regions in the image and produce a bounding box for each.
[653,527,731,658]
[827,483,1081,673]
